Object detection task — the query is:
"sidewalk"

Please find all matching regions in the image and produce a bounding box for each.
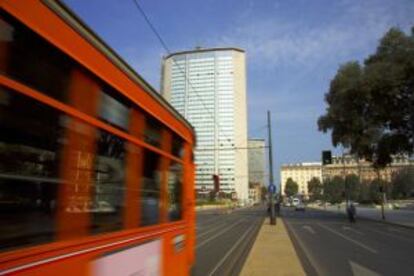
[314,205,414,228]
[240,218,305,276]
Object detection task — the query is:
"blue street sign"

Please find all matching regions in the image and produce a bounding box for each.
[268,184,276,194]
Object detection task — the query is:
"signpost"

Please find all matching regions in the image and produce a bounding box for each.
[268,184,276,194]
[268,184,276,225]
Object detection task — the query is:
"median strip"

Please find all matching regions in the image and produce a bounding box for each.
[240,219,306,276]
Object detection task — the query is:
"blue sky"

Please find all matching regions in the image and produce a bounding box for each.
[65,0,414,187]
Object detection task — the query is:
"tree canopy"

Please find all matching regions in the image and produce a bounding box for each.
[318,27,414,168]
[391,167,414,198]
[284,178,299,197]
[323,176,344,204]
[308,177,323,201]
[345,174,360,201]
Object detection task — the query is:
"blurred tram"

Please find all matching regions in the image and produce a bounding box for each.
[0,0,196,275]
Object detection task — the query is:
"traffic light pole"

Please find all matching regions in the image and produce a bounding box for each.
[267,111,276,225]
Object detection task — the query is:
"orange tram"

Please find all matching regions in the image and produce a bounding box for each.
[0,0,196,275]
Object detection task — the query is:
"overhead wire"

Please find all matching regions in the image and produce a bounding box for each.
[132,0,236,145]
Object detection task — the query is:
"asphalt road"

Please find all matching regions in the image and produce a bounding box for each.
[192,206,265,276]
[283,207,414,276]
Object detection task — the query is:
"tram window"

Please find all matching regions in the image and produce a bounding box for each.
[0,87,62,252]
[99,86,131,131]
[91,130,126,234]
[140,149,161,226]
[144,117,162,147]
[171,133,184,158]
[0,11,72,102]
[168,162,183,221]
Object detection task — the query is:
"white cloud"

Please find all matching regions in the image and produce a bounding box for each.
[217,0,414,69]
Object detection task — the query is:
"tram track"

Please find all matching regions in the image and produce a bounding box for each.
[193,206,265,276]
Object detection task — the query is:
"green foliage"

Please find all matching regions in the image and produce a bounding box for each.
[284,178,299,197]
[261,185,268,200]
[357,181,371,203]
[345,174,360,201]
[318,27,414,168]
[323,176,345,204]
[308,177,323,201]
[391,168,414,199]
[369,178,389,204]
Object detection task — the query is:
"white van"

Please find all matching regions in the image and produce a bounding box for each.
[292,198,300,207]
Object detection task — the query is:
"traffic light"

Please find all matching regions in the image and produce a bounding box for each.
[322,150,332,165]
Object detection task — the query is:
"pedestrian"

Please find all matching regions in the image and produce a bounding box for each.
[347,202,356,223]
[274,201,281,216]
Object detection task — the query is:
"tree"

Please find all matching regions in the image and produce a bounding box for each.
[308,177,323,201]
[318,27,414,168]
[369,179,389,204]
[391,168,414,199]
[323,176,344,204]
[261,185,268,201]
[284,178,298,197]
[345,174,360,201]
[357,181,371,204]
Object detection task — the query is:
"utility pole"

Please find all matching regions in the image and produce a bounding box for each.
[267,111,276,225]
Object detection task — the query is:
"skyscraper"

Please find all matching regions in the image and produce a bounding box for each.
[161,48,248,201]
[248,138,266,186]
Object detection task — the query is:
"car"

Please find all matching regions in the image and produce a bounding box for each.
[292,198,300,207]
[295,203,306,211]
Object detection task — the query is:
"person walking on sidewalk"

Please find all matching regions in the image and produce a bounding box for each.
[347,202,356,223]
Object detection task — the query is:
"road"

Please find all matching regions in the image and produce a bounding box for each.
[192,206,265,276]
[320,205,414,228]
[283,207,414,276]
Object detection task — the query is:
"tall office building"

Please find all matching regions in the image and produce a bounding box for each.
[248,138,266,186]
[161,48,248,201]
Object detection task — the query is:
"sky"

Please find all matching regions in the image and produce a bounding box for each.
[64,0,414,188]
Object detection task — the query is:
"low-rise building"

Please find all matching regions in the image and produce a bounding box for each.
[323,155,413,183]
[280,162,322,198]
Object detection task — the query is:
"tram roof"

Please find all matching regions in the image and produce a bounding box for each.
[44,0,195,136]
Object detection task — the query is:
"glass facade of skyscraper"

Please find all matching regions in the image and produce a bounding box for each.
[162,48,248,199]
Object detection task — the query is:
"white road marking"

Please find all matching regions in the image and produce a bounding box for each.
[196,219,245,249]
[317,223,378,254]
[285,220,326,276]
[350,260,380,276]
[208,223,257,276]
[342,226,363,235]
[303,225,316,234]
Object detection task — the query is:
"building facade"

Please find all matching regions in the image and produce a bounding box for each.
[323,155,413,183]
[248,183,262,204]
[280,162,322,197]
[161,48,249,201]
[248,138,266,186]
